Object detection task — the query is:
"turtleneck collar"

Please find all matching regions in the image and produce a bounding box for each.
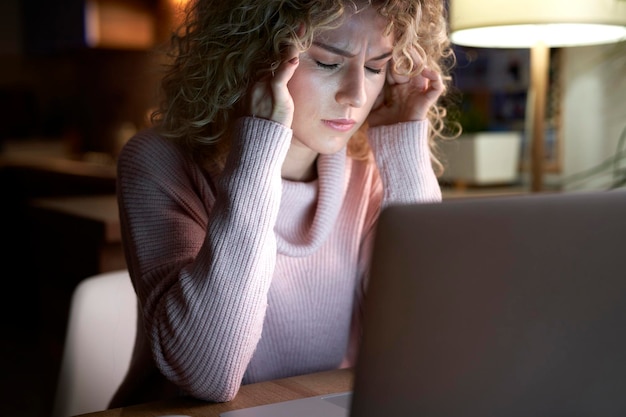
[275,147,350,256]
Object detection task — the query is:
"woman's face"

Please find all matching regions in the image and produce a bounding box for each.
[287,6,394,155]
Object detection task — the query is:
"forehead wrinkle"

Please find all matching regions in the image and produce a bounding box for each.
[313,41,393,61]
[313,41,356,58]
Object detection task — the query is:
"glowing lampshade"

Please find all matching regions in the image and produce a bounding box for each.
[450,0,626,48]
[448,0,626,191]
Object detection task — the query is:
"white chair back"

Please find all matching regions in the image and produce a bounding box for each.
[52,270,137,417]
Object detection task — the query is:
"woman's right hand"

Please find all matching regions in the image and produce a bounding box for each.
[249,44,300,128]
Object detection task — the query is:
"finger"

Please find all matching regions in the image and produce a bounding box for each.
[387,67,409,86]
[420,67,439,80]
[387,48,424,85]
[410,73,429,92]
[420,68,444,95]
[273,44,300,85]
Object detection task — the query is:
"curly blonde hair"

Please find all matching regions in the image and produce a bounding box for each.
[152,0,457,172]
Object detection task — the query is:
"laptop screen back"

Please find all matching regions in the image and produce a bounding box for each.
[350,189,626,417]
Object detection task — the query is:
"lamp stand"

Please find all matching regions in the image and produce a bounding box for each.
[529,42,550,192]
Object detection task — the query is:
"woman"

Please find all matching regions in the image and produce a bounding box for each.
[111,0,456,407]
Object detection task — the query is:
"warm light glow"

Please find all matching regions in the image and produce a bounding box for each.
[451,23,626,48]
[167,0,190,29]
[169,0,190,10]
[449,0,626,48]
[84,0,155,49]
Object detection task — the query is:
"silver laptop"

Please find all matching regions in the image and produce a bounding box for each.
[223,189,626,417]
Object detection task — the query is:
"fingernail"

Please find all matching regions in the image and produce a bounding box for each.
[289,57,299,64]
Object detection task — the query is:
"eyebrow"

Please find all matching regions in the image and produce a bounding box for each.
[313,41,393,61]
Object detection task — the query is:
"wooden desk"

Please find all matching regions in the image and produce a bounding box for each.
[79,368,354,417]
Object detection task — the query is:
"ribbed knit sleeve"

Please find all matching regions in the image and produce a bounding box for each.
[117,117,291,402]
[368,120,442,204]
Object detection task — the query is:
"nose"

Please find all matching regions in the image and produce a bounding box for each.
[335,66,366,108]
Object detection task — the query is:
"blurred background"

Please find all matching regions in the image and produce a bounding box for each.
[0,0,624,416]
[1,1,180,416]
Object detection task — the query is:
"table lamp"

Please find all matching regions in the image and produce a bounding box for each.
[449,0,626,191]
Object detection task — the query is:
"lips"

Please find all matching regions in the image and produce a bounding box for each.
[323,119,357,132]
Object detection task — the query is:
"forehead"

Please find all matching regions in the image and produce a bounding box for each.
[315,6,394,52]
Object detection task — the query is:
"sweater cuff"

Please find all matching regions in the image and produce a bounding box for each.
[367,120,441,204]
[230,117,293,176]
[368,120,431,168]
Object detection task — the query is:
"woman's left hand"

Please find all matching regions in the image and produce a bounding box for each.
[367,64,444,127]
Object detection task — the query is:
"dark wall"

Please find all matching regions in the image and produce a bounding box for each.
[1,0,163,155]
[0,2,163,415]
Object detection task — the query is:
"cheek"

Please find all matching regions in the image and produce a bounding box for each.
[365,78,386,107]
[368,75,385,101]
[288,68,332,109]
[287,76,308,107]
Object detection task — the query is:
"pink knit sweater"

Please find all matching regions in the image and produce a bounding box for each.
[112,117,441,406]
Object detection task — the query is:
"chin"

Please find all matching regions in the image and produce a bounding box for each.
[316,138,351,155]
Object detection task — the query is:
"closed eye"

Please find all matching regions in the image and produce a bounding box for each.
[317,61,384,75]
[316,61,339,70]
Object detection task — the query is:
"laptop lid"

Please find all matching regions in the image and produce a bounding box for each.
[350,189,626,417]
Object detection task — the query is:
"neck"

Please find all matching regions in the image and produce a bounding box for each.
[281,145,319,182]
